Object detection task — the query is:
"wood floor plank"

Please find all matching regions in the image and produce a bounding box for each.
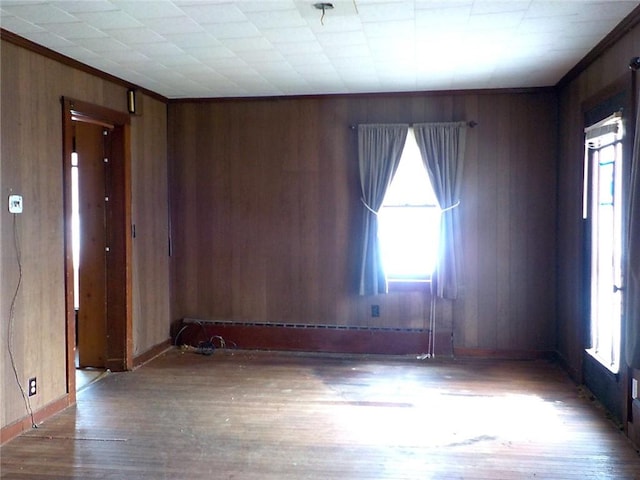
[2,349,640,479]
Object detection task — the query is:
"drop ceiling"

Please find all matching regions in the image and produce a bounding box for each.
[1,1,639,99]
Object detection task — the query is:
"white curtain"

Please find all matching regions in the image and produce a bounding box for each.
[413,122,467,300]
[625,96,640,368]
[357,124,408,295]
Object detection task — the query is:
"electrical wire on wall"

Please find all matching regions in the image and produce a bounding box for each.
[7,212,37,429]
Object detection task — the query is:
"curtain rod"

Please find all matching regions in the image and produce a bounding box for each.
[349,121,477,130]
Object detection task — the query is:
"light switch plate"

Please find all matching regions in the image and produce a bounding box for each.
[9,194,23,213]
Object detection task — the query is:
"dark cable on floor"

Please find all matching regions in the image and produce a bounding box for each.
[173,324,189,346]
[7,213,37,428]
[176,321,237,355]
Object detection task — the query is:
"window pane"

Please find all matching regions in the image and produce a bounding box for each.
[379,128,441,281]
[587,131,622,373]
[384,130,438,207]
[378,206,440,278]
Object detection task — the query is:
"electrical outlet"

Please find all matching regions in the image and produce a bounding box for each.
[9,194,23,214]
[371,305,380,317]
[633,378,638,400]
[28,377,37,397]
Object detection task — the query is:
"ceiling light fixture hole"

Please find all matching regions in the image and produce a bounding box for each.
[313,2,334,10]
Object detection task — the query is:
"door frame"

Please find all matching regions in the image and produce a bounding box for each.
[61,97,133,399]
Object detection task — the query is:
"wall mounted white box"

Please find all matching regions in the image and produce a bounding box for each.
[8,194,23,213]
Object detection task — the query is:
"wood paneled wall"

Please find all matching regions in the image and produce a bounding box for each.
[556,22,640,378]
[168,90,558,354]
[0,39,170,434]
[130,95,171,357]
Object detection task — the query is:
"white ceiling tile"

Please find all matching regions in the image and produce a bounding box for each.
[467,11,525,30]
[101,48,151,65]
[1,3,77,24]
[356,1,415,23]
[181,68,230,83]
[0,0,637,98]
[204,56,251,71]
[325,43,370,59]
[41,21,106,39]
[116,1,185,20]
[0,14,43,34]
[138,41,185,57]
[100,27,166,45]
[162,31,222,49]
[84,57,126,74]
[294,62,337,77]
[237,1,298,14]
[51,1,119,14]
[415,6,471,29]
[221,36,273,53]
[255,64,301,80]
[21,31,74,48]
[576,1,640,21]
[362,19,414,38]
[275,41,323,55]
[179,3,246,24]
[55,46,103,63]
[415,1,472,11]
[185,45,236,61]
[524,1,583,19]
[238,49,285,63]
[471,1,530,15]
[244,8,306,29]
[285,51,332,67]
[142,15,203,34]
[518,16,577,34]
[201,21,260,39]
[156,54,202,67]
[72,36,129,53]
[262,26,316,43]
[316,30,367,48]
[74,10,142,29]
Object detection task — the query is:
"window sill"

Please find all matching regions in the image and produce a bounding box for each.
[387,279,431,293]
[585,348,620,376]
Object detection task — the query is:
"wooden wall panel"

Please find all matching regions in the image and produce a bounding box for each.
[131,94,171,357]
[1,39,170,434]
[168,90,558,355]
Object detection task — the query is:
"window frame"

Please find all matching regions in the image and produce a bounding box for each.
[377,127,440,289]
[584,113,624,374]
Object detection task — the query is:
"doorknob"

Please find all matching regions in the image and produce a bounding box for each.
[613,284,624,293]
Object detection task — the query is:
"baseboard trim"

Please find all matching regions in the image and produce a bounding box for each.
[133,338,172,369]
[453,347,556,361]
[1,395,71,445]
[176,319,452,356]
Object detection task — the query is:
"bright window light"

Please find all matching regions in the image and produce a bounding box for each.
[378,129,440,281]
[71,152,80,310]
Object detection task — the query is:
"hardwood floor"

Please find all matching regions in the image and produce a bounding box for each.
[2,349,640,479]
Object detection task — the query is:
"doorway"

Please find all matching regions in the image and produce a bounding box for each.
[62,98,133,398]
[73,120,110,368]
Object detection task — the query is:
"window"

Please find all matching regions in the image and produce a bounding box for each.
[584,114,623,373]
[71,152,80,311]
[378,128,440,282]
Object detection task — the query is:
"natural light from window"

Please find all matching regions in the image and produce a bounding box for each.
[585,116,623,373]
[71,152,80,311]
[378,128,440,281]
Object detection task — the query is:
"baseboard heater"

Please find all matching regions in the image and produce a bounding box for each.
[182,318,428,333]
[177,318,448,356]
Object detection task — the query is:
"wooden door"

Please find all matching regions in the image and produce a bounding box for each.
[75,121,109,368]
